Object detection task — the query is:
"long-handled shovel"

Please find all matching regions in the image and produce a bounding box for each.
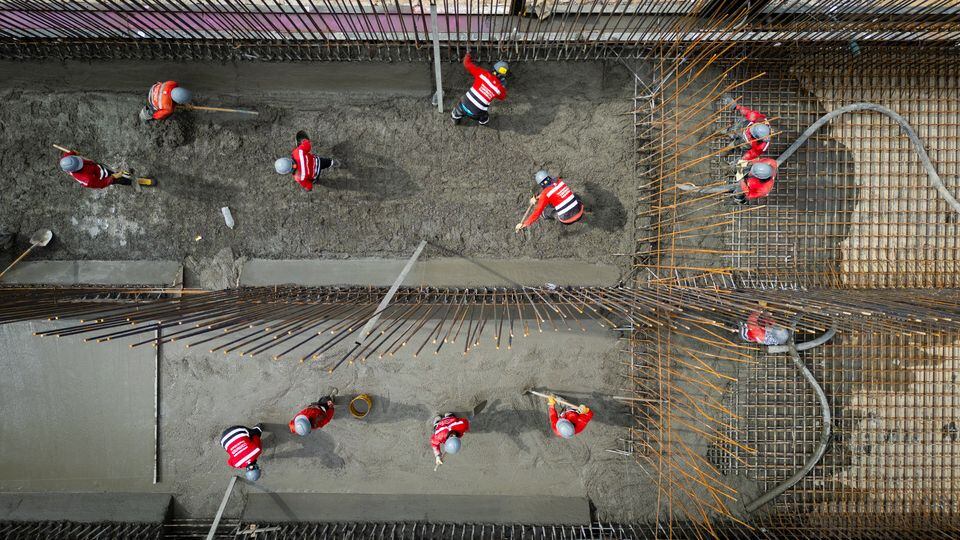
[0,229,53,280]
[179,104,259,115]
[53,144,156,187]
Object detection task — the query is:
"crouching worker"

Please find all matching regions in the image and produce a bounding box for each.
[516,170,584,231]
[289,395,335,436]
[451,53,508,126]
[734,157,778,204]
[220,424,264,481]
[740,306,791,346]
[139,80,191,122]
[59,152,133,189]
[548,395,593,439]
[430,412,470,469]
[274,131,339,192]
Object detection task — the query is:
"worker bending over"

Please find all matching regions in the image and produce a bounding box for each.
[274,131,339,192]
[740,304,791,346]
[516,170,584,231]
[59,151,132,189]
[723,97,772,161]
[451,53,508,126]
[139,80,191,122]
[734,158,778,204]
[430,413,470,468]
[548,395,593,439]
[220,424,264,481]
[289,395,335,436]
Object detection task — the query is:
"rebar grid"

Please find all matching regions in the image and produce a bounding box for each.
[711,45,960,289]
[0,520,162,539]
[2,1,960,62]
[717,326,960,519]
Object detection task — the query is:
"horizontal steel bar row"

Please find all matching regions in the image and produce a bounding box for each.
[2,0,960,61]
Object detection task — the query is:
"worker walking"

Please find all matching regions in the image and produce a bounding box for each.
[451,53,508,126]
[734,157,778,204]
[59,151,135,189]
[220,424,264,481]
[547,395,593,439]
[516,170,584,231]
[430,412,469,468]
[289,395,335,436]
[274,131,339,192]
[723,97,772,161]
[139,80,191,122]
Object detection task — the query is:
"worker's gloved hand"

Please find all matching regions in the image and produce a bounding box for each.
[578,405,590,414]
[548,396,557,407]
[435,455,443,466]
[529,196,537,205]
[514,223,524,233]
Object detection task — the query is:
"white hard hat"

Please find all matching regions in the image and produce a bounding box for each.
[556,418,575,438]
[293,415,311,436]
[170,87,192,104]
[274,157,294,175]
[245,464,261,481]
[444,435,461,454]
[750,162,774,180]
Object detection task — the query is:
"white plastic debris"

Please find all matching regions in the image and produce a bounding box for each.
[221,207,235,229]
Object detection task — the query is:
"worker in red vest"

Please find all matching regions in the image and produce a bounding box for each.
[547,395,593,438]
[289,395,335,436]
[740,308,791,346]
[430,413,470,468]
[59,151,131,189]
[274,131,339,191]
[451,53,508,126]
[219,424,264,481]
[723,97,772,161]
[734,158,778,204]
[516,170,585,231]
[139,80,191,122]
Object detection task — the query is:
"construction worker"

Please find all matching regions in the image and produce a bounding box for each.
[274,131,339,192]
[723,97,772,161]
[547,395,593,439]
[59,151,133,189]
[289,395,335,436]
[740,306,791,346]
[451,52,508,126]
[430,413,469,467]
[734,157,778,204]
[516,170,584,231]
[139,80,191,122]
[219,424,264,481]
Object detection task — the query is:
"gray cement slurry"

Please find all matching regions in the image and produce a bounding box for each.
[240,257,620,287]
[0,493,171,523]
[0,322,156,492]
[0,260,181,285]
[242,493,590,524]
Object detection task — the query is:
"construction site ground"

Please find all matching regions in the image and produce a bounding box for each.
[0,60,652,523]
[0,60,635,285]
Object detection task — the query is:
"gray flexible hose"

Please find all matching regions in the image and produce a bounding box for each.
[777,102,960,215]
[744,330,834,513]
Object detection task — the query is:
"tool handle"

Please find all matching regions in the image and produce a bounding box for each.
[0,244,37,280]
[53,144,85,159]
[181,104,259,115]
[527,389,578,409]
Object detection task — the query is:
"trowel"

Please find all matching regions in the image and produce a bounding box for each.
[0,229,53,280]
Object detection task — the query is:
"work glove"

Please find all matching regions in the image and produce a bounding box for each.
[514,223,524,233]
[435,455,443,466]
[529,196,537,205]
[548,396,557,407]
[578,405,590,414]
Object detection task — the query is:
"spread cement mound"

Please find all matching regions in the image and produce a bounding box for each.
[0,61,634,278]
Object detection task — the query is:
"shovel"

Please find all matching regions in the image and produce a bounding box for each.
[0,229,53,280]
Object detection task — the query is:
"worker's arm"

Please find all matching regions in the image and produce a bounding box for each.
[736,105,766,123]
[548,406,559,425]
[298,139,313,153]
[463,53,483,77]
[521,192,550,228]
[152,107,174,121]
[430,433,443,457]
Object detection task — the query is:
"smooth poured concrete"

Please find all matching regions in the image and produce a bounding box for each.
[0,260,181,286]
[240,258,621,287]
[0,493,171,523]
[0,322,156,492]
[242,493,591,525]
